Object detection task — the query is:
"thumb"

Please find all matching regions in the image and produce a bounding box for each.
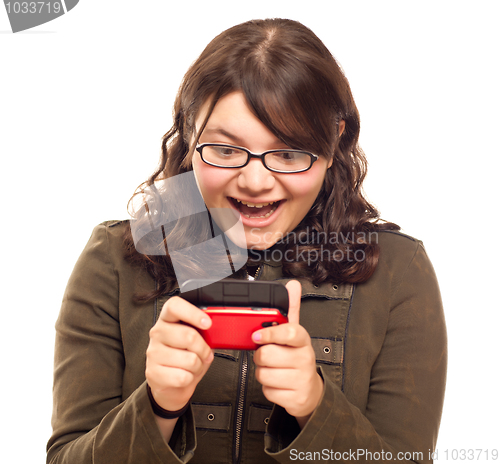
[285,280,302,325]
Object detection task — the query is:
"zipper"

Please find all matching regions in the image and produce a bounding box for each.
[246,264,261,281]
[246,264,262,280]
[255,265,263,280]
[233,263,262,462]
[233,350,249,463]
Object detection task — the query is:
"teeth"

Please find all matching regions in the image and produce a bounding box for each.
[231,197,280,219]
[242,204,278,219]
[234,198,276,208]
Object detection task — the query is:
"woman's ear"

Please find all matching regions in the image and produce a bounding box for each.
[339,120,345,137]
[327,120,345,169]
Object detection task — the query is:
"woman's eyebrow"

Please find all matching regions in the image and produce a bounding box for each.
[201,127,284,147]
[202,127,244,145]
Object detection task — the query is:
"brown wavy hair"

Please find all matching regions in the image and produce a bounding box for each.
[123,18,399,300]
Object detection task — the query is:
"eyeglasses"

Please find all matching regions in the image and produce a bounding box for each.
[196,143,319,173]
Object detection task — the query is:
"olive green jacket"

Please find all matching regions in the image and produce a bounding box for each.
[47,221,446,463]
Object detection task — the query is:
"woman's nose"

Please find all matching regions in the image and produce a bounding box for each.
[237,158,276,193]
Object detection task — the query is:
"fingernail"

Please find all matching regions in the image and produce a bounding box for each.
[201,317,211,329]
[252,331,261,342]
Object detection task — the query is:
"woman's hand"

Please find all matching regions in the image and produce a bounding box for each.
[146,296,214,414]
[252,280,324,428]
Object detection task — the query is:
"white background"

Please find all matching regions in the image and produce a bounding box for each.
[1,1,498,462]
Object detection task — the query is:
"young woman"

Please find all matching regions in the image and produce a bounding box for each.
[47,18,447,464]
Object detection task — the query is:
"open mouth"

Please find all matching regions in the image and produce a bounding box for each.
[229,197,281,219]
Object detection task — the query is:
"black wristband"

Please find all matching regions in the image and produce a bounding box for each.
[146,384,189,419]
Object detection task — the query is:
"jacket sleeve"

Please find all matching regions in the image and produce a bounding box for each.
[264,241,447,463]
[46,224,196,464]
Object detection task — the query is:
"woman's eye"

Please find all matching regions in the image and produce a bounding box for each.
[214,146,238,156]
[276,151,300,162]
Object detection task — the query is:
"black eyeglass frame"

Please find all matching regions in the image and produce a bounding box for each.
[195,143,319,174]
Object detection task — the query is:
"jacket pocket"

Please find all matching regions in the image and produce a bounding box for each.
[192,403,232,431]
[247,404,272,433]
[311,337,344,365]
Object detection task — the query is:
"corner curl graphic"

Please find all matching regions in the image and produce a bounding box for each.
[130,171,248,292]
[3,0,79,33]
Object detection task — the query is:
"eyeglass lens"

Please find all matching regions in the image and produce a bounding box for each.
[200,145,312,172]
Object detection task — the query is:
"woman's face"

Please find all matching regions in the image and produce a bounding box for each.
[192,91,332,250]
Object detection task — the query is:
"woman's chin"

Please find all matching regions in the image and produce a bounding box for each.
[243,230,282,251]
[224,231,267,250]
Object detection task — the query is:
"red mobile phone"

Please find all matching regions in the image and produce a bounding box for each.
[180,279,289,350]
